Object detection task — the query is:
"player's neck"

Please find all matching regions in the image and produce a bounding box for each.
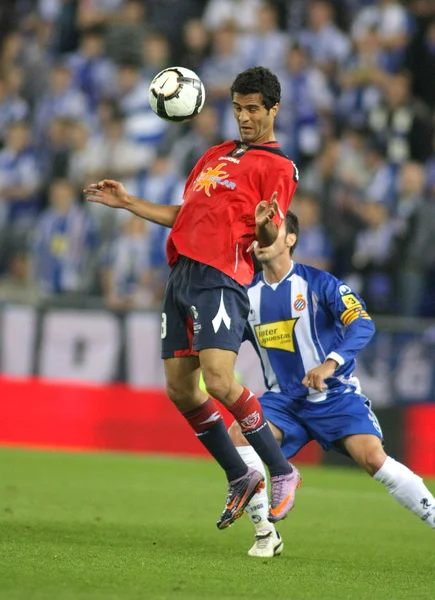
[249,129,276,145]
[262,259,293,284]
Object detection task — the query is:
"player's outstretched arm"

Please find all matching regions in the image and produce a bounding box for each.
[255,192,279,247]
[84,180,181,228]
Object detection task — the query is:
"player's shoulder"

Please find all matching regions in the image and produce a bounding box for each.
[293,262,338,290]
[206,140,237,157]
[251,144,299,181]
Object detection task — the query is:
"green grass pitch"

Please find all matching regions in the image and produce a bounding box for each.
[0,448,433,600]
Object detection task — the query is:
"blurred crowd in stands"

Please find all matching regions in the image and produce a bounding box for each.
[0,0,434,317]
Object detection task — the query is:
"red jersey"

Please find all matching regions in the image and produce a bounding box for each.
[166,140,298,285]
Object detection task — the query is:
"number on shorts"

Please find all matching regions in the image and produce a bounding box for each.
[161,312,167,339]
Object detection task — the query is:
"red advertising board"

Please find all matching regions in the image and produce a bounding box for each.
[404,404,435,476]
[0,376,321,464]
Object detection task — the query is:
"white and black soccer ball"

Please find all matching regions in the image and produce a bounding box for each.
[148,66,206,123]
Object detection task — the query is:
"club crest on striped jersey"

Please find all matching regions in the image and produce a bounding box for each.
[293,294,306,311]
[254,319,298,353]
[193,162,236,197]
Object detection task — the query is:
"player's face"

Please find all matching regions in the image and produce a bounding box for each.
[255,223,292,264]
[232,93,278,144]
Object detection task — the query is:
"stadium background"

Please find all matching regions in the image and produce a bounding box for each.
[0,0,435,476]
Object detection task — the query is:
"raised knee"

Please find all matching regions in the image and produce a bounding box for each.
[228,420,249,447]
[202,369,232,403]
[364,448,387,476]
[166,381,192,409]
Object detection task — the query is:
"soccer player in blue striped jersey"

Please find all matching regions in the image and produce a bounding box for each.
[229,210,435,558]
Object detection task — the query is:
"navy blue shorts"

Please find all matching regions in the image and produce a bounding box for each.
[161,256,250,359]
[260,390,383,458]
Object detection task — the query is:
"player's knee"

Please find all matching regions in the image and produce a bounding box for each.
[166,381,194,410]
[362,446,387,476]
[228,420,249,447]
[201,368,233,404]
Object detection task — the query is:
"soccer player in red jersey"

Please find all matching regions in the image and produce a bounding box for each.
[85,67,299,528]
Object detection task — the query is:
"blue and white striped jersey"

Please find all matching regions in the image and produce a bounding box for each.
[244,262,375,403]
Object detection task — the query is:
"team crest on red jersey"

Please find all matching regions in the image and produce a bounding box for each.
[193,162,236,197]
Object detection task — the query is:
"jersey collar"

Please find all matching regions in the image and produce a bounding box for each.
[261,261,294,289]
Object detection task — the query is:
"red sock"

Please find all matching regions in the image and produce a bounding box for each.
[227,387,264,432]
[182,397,247,480]
[227,387,291,477]
[183,397,223,435]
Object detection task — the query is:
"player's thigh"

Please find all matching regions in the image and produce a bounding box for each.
[304,394,384,456]
[261,392,311,459]
[341,434,387,476]
[164,355,203,412]
[190,268,250,357]
[161,259,198,360]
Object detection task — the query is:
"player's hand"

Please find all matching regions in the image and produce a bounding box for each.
[84,180,129,209]
[255,191,279,228]
[302,359,338,392]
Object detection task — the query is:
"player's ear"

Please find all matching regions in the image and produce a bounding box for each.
[285,232,296,251]
[271,103,279,118]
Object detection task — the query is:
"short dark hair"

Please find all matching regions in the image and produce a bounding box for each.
[285,210,299,255]
[230,66,281,111]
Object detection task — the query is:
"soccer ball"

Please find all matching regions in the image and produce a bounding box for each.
[148,66,206,123]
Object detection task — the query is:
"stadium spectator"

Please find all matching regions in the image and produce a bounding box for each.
[351,198,395,313]
[141,32,172,81]
[76,0,124,32]
[67,120,92,192]
[0,121,41,236]
[366,71,434,164]
[337,24,387,127]
[362,139,396,206]
[389,162,429,316]
[278,44,333,165]
[298,0,351,76]
[84,111,152,199]
[200,23,247,103]
[405,18,435,110]
[0,76,29,145]
[101,214,157,310]
[0,0,433,319]
[32,178,98,295]
[179,19,211,73]
[144,0,203,56]
[135,155,184,291]
[0,22,52,106]
[237,2,290,73]
[203,0,263,33]
[169,105,223,178]
[0,247,40,304]
[116,62,168,148]
[67,27,117,111]
[291,192,333,271]
[106,0,148,65]
[351,0,411,73]
[40,117,75,195]
[48,0,80,55]
[33,62,89,144]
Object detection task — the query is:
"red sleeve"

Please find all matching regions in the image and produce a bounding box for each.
[261,160,299,227]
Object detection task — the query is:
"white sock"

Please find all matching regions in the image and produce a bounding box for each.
[374,456,435,529]
[236,445,275,533]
